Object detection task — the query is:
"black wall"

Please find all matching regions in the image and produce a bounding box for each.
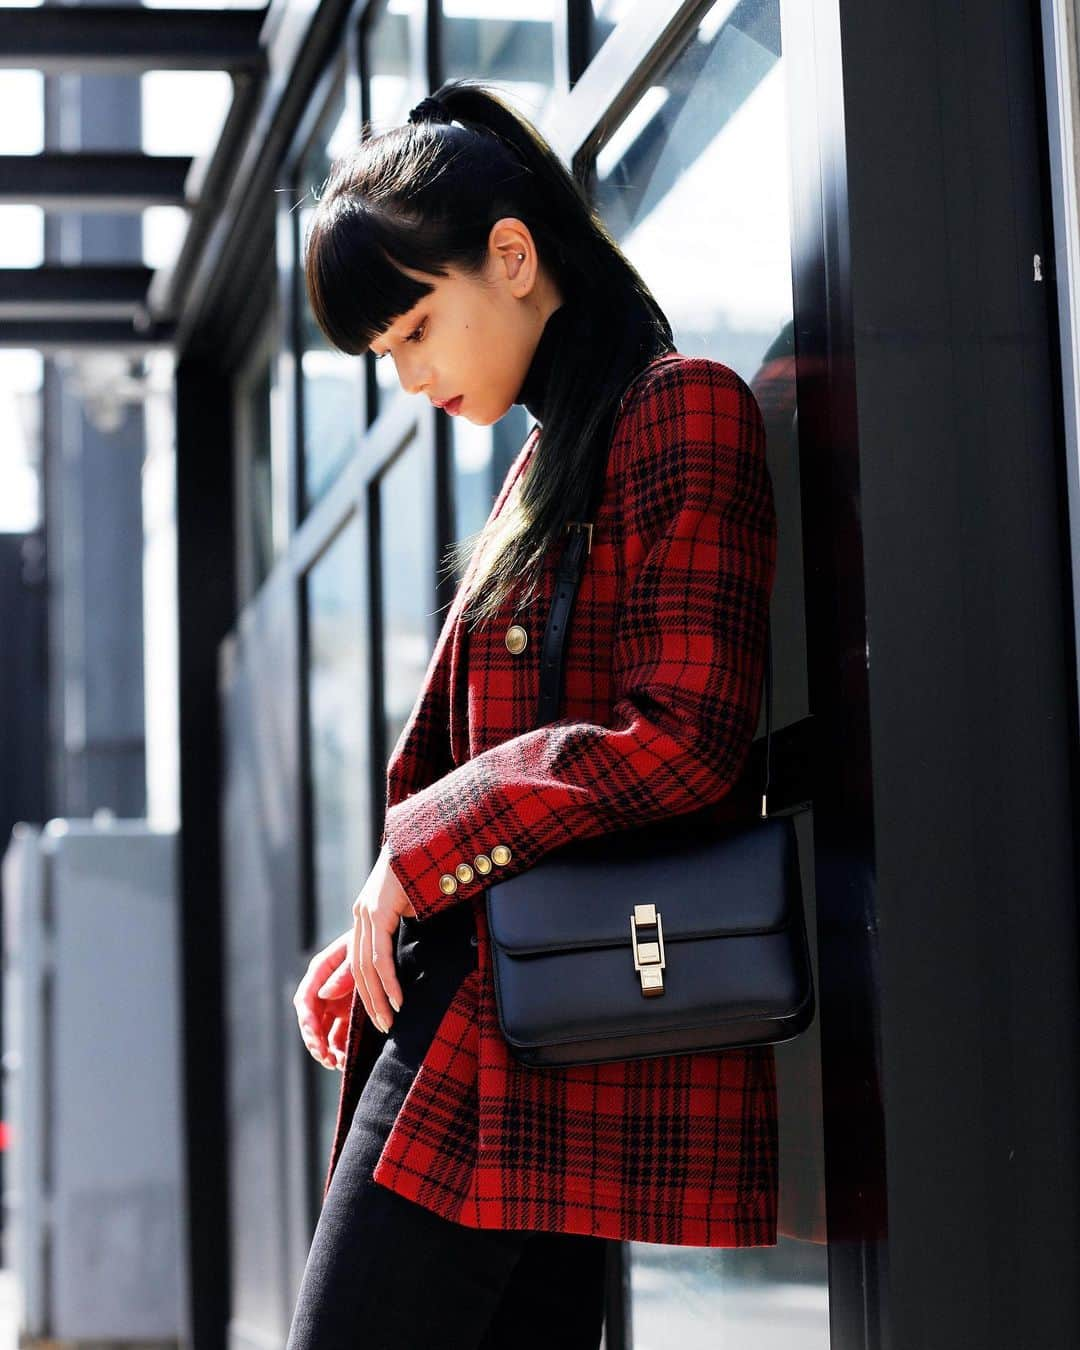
[799,0,1080,1344]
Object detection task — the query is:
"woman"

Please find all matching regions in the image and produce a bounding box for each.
[286,78,778,1349]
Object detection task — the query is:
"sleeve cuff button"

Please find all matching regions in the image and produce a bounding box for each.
[438,873,459,895]
[491,844,512,866]
[455,862,475,884]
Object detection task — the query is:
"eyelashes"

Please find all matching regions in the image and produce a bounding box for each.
[373,320,427,361]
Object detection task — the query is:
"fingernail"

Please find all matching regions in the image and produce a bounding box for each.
[389,996,400,1013]
[376,1015,388,1033]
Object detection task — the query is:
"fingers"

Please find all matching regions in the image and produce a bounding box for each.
[317,957,354,1001]
[308,928,351,992]
[328,1016,348,1068]
[351,909,381,1030]
[295,1003,339,1070]
[370,920,404,1028]
[351,909,403,1035]
[295,947,354,1071]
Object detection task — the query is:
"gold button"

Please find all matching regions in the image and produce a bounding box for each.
[473,854,492,875]
[504,624,528,655]
[490,844,512,866]
[438,873,458,895]
[455,862,475,884]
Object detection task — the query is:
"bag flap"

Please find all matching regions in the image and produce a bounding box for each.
[485,813,801,957]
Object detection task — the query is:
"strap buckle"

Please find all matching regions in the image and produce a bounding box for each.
[630,903,666,997]
[565,521,593,556]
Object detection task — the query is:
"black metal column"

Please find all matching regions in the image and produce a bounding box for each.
[797,0,1080,1344]
[175,357,236,1350]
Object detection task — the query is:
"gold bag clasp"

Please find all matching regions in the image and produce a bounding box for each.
[630,902,666,997]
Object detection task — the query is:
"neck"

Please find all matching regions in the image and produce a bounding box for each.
[513,301,572,424]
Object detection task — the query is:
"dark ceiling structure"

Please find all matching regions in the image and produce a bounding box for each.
[0,3,270,353]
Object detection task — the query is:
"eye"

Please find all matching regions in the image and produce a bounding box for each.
[372,319,426,361]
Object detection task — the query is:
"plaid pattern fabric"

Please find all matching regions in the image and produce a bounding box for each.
[323,354,780,1246]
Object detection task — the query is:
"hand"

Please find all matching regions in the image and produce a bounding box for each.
[293,927,354,1071]
[350,842,418,1035]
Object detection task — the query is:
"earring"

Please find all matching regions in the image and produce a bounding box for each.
[517,252,525,260]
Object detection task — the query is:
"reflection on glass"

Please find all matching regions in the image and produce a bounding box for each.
[298,77,360,510]
[0,349,43,532]
[244,355,275,592]
[596,3,827,1344]
[442,0,556,96]
[439,2,556,574]
[596,1,790,384]
[305,517,367,952]
[448,413,527,590]
[379,442,432,765]
[587,0,637,61]
[367,0,422,418]
[305,515,369,1197]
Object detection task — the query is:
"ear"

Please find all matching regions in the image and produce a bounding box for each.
[488,216,538,297]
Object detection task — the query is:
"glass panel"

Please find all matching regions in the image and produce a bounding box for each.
[595,3,827,1344]
[448,416,524,588]
[366,0,422,420]
[442,0,556,98]
[439,0,557,569]
[0,349,42,533]
[242,354,276,592]
[141,70,233,155]
[305,517,368,953]
[297,78,361,511]
[0,70,43,154]
[0,206,42,268]
[587,0,637,62]
[378,441,432,763]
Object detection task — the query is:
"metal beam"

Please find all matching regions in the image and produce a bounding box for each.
[0,153,192,211]
[0,6,267,74]
[147,68,263,322]
[0,319,174,352]
[169,0,354,352]
[0,266,154,320]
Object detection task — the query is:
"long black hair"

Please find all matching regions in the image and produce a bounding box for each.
[303,77,675,630]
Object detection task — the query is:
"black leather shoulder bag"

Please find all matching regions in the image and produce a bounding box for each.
[484,424,816,1067]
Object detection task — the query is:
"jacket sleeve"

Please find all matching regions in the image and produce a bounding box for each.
[381,358,778,921]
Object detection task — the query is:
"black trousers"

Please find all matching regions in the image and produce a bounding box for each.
[285,903,610,1350]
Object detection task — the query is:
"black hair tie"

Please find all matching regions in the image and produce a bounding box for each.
[408,95,452,126]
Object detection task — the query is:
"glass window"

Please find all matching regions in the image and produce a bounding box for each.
[378,441,433,760]
[297,77,361,512]
[304,517,368,951]
[587,0,637,62]
[365,0,423,420]
[442,0,557,96]
[0,350,42,533]
[141,71,232,271]
[439,3,557,564]
[366,0,417,131]
[449,415,524,588]
[594,3,826,1344]
[304,514,369,1177]
[235,332,282,600]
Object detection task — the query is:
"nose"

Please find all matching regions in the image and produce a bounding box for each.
[399,357,429,397]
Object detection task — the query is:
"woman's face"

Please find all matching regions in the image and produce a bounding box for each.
[368,218,562,426]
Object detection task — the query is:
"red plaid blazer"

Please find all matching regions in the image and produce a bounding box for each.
[324,353,780,1247]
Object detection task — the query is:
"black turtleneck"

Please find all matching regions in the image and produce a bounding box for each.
[513,301,573,424]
